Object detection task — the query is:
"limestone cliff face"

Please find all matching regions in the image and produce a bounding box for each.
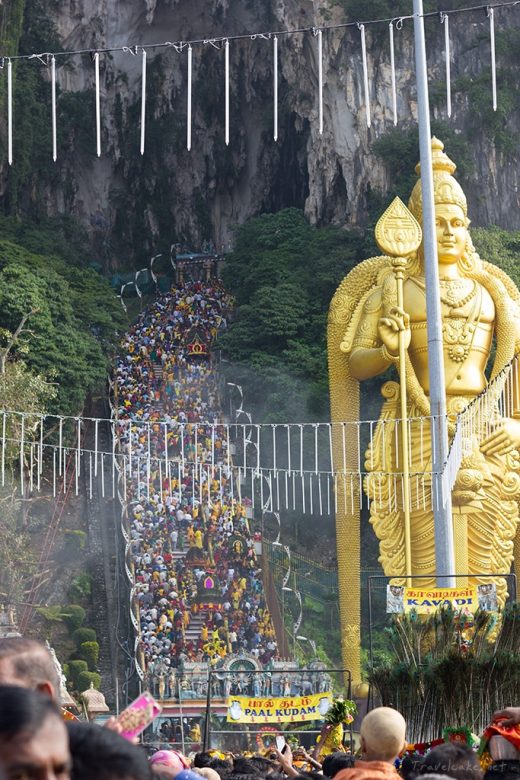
[6,0,520,263]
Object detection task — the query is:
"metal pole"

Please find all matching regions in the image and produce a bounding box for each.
[203,669,212,751]
[178,677,186,755]
[393,257,412,578]
[413,0,455,587]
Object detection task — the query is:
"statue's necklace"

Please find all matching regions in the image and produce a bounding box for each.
[413,277,477,311]
[438,279,477,311]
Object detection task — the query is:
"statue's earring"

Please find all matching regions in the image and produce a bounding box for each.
[458,244,474,274]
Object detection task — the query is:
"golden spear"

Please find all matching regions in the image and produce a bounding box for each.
[375,197,423,580]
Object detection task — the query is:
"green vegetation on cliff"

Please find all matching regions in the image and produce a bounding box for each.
[219,208,374,422]
[0,217,125,416]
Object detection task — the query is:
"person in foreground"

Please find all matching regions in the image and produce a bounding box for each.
[0,685,71,780]
[0,636,61,700]
[334,706,406,780]
[67,721,151,780]
[419,743,482,780]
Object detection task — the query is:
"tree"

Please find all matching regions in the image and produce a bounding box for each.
[219,208,372,422]
[0,238,125,415]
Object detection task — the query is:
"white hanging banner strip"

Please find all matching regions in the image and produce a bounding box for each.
[187,45,193,151]
[359,23,371,128]
[273,36,278,141]
[140,48,147,155]
[489,8,497,111]
[1,413,5,487]
[51,56,57,161]
[7,59,13,165]
[94,52,101,156]
[224,39,230,146]
[442,14,452,118]
[19,414,25,494]
[317,29,323,134]
[389,22,397,126]
[94,418,99,476]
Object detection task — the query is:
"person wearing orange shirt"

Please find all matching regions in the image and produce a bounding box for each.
[334,708,406,780]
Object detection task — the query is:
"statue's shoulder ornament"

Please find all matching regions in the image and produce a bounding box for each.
[328,256,393,354]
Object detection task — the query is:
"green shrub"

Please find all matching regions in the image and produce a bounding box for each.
[60,604,86,632]
[72,627,97,647]
[68,573,92,602]
[67,659,88,688]
[80,641,99,670]
[36,605,63,623]
[78,671,101,692]
[63,529,87,552]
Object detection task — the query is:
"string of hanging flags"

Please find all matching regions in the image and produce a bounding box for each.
[1,1,519,162]
[0,353,517,515]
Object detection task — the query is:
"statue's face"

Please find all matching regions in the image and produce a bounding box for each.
[434,203,467,264]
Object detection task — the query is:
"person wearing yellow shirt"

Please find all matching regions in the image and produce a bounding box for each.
[201,625,208,643]
[195,529,203,549]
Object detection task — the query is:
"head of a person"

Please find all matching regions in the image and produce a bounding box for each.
[207,758,232,777]
[193,754,214,769]
[0,637,61,700]
[149,751,189,779]
[359,706,407,763]
[197,769,221,780]
[247,757,278,776]
[321,751,355,778]
[485,761,520,780]
[293,774,323,780]
[401,754,424,780]
[420,743,483,780]
[230,759,261,777]
[0,685,70,780]
[68,722,150,780]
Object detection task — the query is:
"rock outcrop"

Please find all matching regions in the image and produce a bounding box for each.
[3,0,520,263]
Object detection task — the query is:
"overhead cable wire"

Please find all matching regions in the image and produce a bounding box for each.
[1,1,518,61]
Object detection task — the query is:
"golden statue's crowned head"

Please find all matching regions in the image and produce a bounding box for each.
[408,137,467,222]
[406,137,481,274]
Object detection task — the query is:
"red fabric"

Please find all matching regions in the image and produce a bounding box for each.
[482,722,520,751]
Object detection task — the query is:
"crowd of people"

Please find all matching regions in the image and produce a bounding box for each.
[0,636,519,780]
[115,279,279,679]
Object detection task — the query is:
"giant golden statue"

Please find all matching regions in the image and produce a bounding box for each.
[328,138,520,681]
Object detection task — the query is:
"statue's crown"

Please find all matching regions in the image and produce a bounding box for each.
[408,137,467,220]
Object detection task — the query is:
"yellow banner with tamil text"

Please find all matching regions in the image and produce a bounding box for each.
[226,692,333,724]
[404,586,478,614]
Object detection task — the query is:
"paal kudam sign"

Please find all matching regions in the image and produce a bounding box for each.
[226,693,333,724]
[386,584,497,615]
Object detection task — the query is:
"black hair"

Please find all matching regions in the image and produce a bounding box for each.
[248,757,278,775]
[0,637,61,697]
[208,757,233,776]
[226,774,260,780]
[0,685,62,740]
[401,754,424,780]
[293,773,324,780]
[194,754,215,769]
[67,722,151,780]
[232,759,263,776]
[485,761,520,780]
[321,752,356,778]
[420,744,482,780]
